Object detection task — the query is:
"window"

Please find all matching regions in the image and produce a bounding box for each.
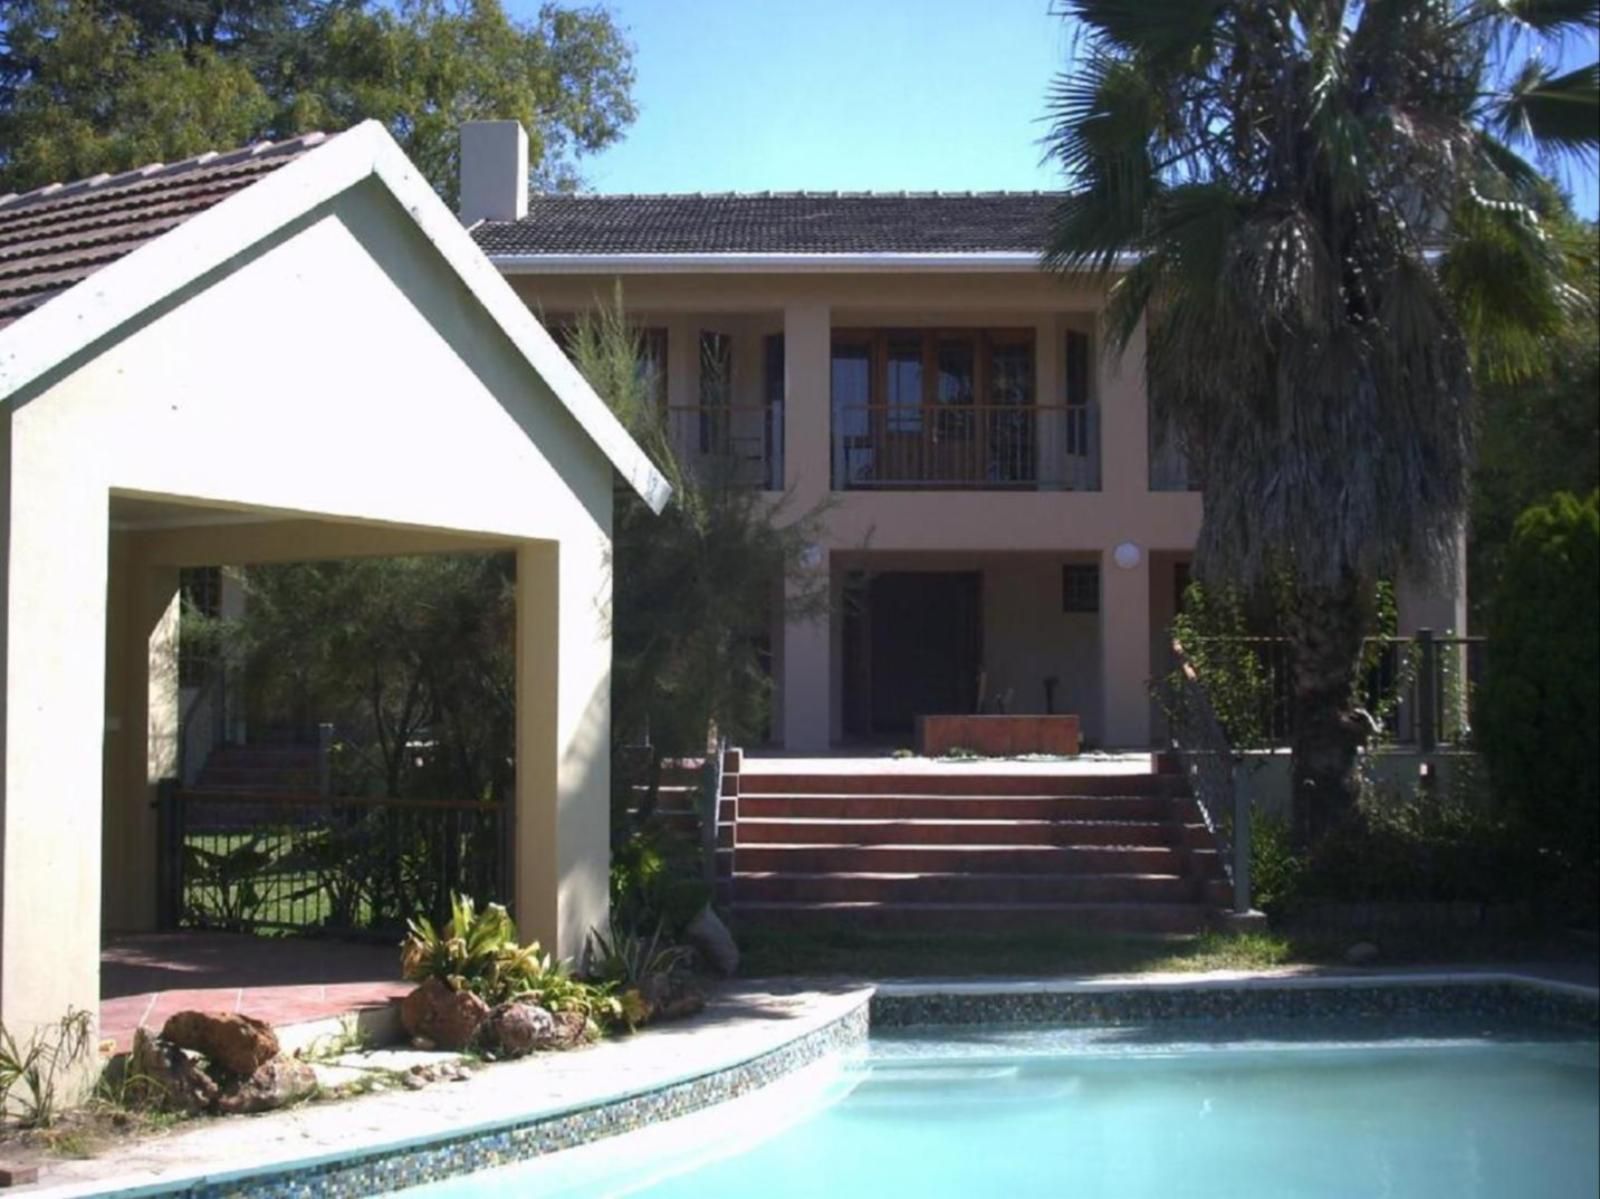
[639,327,668,410]
[1062,563,1100,613]
[885,335,924,432]
[989,338,1034,407]
[699,331,732,453]
[763,334,784,409]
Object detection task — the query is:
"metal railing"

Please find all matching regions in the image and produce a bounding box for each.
[156,784,511,938]
[1166,637,1251,914]
[1186,630,1485,750]
[832,403,1100,491]
[666,403,783,489]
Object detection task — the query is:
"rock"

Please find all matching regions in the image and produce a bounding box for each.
[213,1056,318,1115]
[686,906,739,977]
[1345,941,1381,965]
[161,1011,279,1077]
[640,973,706,1024]
[484,1001,556,1058]
[129,1027,218,1115]
[539,1009,590,1051]
[399,978,490,1051]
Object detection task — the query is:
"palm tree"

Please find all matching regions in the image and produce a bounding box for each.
[1044,0,1598,842]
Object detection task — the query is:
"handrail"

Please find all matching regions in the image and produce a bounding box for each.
[1166,636,1251,914]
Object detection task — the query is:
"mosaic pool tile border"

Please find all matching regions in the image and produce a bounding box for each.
[871,974,1598,1035]
[140,999,870,1199]
[99,973,1594,1199]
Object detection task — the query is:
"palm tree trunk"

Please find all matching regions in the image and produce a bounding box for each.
[1285,571,1370,845]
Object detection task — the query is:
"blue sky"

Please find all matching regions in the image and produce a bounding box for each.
[547,0,1598,216]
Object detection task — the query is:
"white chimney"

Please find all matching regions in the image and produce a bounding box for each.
[458,121,528,225]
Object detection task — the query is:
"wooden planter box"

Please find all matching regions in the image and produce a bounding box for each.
[915,714,1080,757]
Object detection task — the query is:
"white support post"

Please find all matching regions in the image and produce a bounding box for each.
[1100,544,1153,749]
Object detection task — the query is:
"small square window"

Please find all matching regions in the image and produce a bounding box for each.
[1062,563,1100,613]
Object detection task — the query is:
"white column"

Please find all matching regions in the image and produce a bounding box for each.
[1034,313,1064,488]
[1100,544,1153,748]
[1098,318,1148,497]
[1,462,108,1083]
[514,529,611,962]
[780,300,833,751]
[103,553,179,933]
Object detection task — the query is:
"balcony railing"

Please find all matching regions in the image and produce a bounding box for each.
[832,403,1100,491]
[666,403,784,490]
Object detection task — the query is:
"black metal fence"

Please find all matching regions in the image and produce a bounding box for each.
[1188,629,1487,751]
[156,783,512,938]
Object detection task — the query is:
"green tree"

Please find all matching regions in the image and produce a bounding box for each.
[565,293,828,795]
[1477,490,1599,907]
[1470,204,1600,623]
[1045,0,1598,843]
[0,0,635,197]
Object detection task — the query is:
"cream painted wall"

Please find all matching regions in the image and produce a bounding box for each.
[3,176,619,1053]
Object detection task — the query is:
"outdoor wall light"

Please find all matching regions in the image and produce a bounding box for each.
[799,544,826,571]
[1112,541,1143,570]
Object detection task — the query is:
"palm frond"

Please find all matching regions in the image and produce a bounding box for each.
[1493,60,1600,153]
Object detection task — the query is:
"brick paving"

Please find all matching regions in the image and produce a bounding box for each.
[100,932,408,1052]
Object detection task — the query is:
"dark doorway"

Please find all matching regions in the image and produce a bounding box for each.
[860,571,982,734]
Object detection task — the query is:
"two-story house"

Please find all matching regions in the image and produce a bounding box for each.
[460,123,1465,754]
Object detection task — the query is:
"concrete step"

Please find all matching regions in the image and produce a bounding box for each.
[733,843,1185,875]
[739,772,1184,798]
[737,793,1177,822]
[732,871,1202,904]
[729,900,1212,935]
[735,817,1177,848]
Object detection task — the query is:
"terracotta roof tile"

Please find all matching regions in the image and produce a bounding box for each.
[0,133,333,329]
[471,191,1066,257]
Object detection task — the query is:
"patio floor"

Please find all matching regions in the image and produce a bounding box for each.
[100,932,409,1052]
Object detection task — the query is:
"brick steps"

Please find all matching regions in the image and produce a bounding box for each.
[739,772,1185,797]
[723,762,1228,935]
[734,871,1202,904]
[729,901,1213,935]
[738,793,1177,821]
[736,817,1177,848]
[736,843,1186,874]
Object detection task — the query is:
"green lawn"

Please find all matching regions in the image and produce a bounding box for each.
[733,925,1598,980]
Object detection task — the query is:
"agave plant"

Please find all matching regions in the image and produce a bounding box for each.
[585,920,694,989]
[400,894,550,1006]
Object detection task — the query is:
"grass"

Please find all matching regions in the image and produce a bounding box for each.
[736,928,1300,979]
[735,925,1599,980]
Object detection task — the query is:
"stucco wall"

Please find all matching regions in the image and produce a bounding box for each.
[3,177,617,1048]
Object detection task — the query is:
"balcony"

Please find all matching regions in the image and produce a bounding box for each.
[831,403,1100,492]
[667,403,784,490]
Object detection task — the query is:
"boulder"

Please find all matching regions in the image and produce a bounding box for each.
[399,978,490,1051]
[483,1001,556,1058]
[213,1056,318,1115]
[640,973,706,1024]
[129,1027,219,1115]
[540,1009,591,1051]
[686,906,739,977]
[161,1011,279,1077]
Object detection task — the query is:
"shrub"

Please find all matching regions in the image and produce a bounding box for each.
[400,894,554,1007]
[610,822,711,935]
[1248,811,1305,919]
[1477,491,1600,892]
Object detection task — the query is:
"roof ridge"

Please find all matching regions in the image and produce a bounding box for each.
[524,188,1062,201]
[0,132,331,214]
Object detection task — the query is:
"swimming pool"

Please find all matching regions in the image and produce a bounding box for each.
[399,1022,1599,1198]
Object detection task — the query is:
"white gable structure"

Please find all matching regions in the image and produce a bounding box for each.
[0,121,667,1051]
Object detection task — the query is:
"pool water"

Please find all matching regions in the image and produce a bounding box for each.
[402,1028,1599,1198]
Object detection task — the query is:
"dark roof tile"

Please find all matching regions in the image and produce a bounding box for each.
[471,192,1065,257]
[0,134,332,329]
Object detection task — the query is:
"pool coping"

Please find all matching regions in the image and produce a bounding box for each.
[26,970,1597,1199]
